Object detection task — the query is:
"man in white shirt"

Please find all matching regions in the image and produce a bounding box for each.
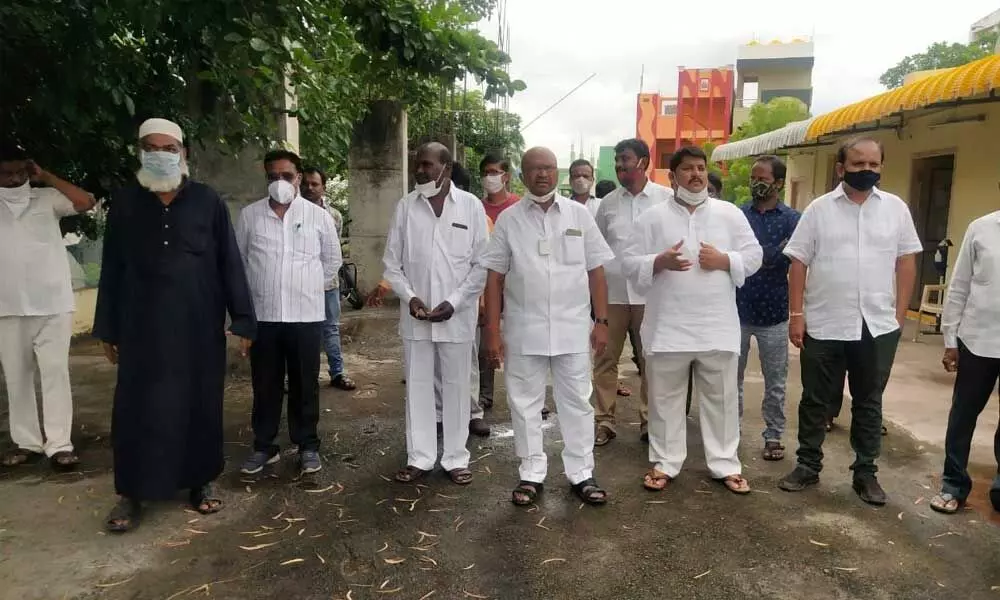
[593,138,673,446]
[383,142,488,485]
[779,137,921,506]
[929,210,1000,515]
[568,158,601,218]
[0,142,95,471]
[236,150,342,476]
[301,166,356,392]
[481,146,615,507]
[623,145,761,495]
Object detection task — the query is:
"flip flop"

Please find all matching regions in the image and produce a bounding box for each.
[929,492,963,515]
[511,481,543,506]
[643,469,671,492]
[394,465,427,483]
[1,448,43,467]
[448,468,473,486]
[189,484,224,514]
[717,474,751,495]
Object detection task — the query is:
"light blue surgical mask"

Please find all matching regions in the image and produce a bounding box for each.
[140,150,182,179]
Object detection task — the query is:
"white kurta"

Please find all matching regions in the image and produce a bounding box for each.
[383,188,489,471]
[942,210,1000,358]
[480,195,615,484]
[623,197,762,478]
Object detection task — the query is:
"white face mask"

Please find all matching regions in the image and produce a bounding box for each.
[571,177,592,195]
[482,174,505,194]
[0,181,31,205]
[676,186,709,206]
[414,169,446,198]
[524,191,555,204]
[269,180,296,205]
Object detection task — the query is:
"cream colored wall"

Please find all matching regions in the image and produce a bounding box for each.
[72,288,98,336]
[758,69,812,91]
[785,102,1000,272]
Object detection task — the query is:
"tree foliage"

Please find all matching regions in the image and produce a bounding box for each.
[879,29,998,89]
[720,97,810,205]
[1,0,524,236]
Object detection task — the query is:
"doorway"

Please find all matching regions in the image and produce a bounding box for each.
[908,154,954,310]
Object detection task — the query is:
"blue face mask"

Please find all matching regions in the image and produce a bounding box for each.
[141,150,182,179]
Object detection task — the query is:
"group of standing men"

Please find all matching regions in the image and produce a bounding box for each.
[386,134,934,508]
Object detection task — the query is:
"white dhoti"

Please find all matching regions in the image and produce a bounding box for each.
[0,314,74,456]
[404,339,472,471]
[505,352,594,485]
[647,351,740,479]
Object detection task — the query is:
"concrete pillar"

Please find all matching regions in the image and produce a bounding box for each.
[348,100,408,294]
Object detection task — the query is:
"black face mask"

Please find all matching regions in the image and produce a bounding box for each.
[843,169,881,192]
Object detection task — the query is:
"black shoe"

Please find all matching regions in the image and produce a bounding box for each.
[469,418,490,437]
[990,486,1000,512]
[852,474,887,506]
[778,465,820,492]
[639,424,649,443]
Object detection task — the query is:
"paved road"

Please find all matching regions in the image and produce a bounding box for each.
[0,314,998,600]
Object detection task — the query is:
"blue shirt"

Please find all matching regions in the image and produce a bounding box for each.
[736,202,801,327]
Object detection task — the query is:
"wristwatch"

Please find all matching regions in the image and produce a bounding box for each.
[594,318,609,326]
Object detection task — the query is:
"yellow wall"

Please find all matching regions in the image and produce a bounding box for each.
[72,288,97,336]
[784,102,1000,272]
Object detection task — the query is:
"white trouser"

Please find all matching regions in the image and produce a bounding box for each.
[404,339,472,471]
[0,314,74,456]
[505,352,594,485]
[647,351,741,479]
[434,329,484,421]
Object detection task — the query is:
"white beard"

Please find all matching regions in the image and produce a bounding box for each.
[136,160,189,193]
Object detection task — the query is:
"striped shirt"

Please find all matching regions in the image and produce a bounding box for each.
[236,196,342,323]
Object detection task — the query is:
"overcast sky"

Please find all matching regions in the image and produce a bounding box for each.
[477,0,999,165]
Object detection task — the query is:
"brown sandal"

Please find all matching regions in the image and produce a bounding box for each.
[643,469,671,492]
[929,492,963,515]
[50,451,80,472]
[616,382,632,397]
[448,468,473,485]
[394,465,427,483]
[2,448,43,467]
[594,425,616,447]
[762,442,785,461]
[717,474,751,495]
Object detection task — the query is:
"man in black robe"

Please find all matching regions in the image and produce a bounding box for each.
[93,118,256,532]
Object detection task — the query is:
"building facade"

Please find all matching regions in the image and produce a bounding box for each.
[733,38,814,131]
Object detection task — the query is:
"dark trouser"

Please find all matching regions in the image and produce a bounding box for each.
[941,340,1000,500]
[250,321,323,454]
[796,323,901,475]
[477,332,495,407]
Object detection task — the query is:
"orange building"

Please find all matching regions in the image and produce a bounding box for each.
[636,67,735,185]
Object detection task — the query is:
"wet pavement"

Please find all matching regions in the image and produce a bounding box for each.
[1,312,999,600]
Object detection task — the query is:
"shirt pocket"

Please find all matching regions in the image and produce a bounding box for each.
[178,223,210,255]
[291,225,321,261]
[972,240,995,286]
[447,222,473,260]
[561,231,585,265]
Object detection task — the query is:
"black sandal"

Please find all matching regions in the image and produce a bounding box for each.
[511,481,543,506]
[395,465,427,483]
[1,448,43,467]
[331,374,357,391]
[572,478,607,505]
[448,468,473,486]
[50,451,80,472]
[189,484,224,514]
[106,497,142,533]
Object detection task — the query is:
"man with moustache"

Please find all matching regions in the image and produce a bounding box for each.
[237,150,341,477]
[481,147,615,507]
[94,118,257,532]
[591,138,672,446]
[623,145,761,495]
[568,158,601,218]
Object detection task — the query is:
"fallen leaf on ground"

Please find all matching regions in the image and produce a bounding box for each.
[280,558,305,566]
[379,475,392,482]
[95,576,134,588]
[646,501,667,504]
[897,512,904,520]
[420,557,438,566]
[809,539,829,547]
[239,542,279,551]
[418,591,436,600]
[463,592,488,599]
[541,558,566,565]
[914,497,925,505]
[298,528,305,536]
[379,579,391,590]
[536,517,551,531]
[376,588,403,594]
[162,540,191,548]
[930,531,959,539]
[936,582,946,588]
[271,511,285,520]
[693,570,711,580]
[383,557,406,564]
[832,567,858,572]
[436,493,458,500]
[305,484,337,494]
[316,553,326,564]
[463,564,475,570]
[284,517,306,523]
[184,528,207,535]
[377,542,389,553]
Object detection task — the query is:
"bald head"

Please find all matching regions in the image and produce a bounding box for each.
[521,147,558,197]
[414,141,452,192]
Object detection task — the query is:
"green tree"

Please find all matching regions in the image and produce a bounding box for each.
[879,29,999,89]
[721,97,810,205]
[1,0,524,237]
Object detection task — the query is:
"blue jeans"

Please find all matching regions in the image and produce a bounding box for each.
[737,321,789,443]
[323,289,345,379]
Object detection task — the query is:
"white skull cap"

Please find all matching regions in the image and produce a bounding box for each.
[138,118,184,143]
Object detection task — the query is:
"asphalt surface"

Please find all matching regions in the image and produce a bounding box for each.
[1,312,999,600]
